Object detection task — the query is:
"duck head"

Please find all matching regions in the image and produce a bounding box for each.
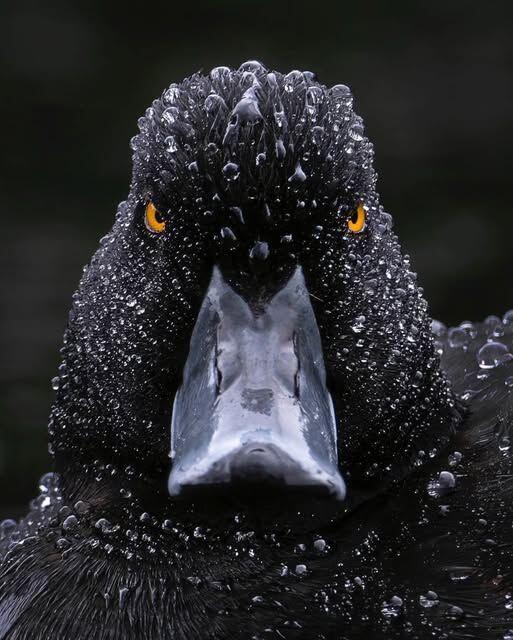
[49,62,462,511]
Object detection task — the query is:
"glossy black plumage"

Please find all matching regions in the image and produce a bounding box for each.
[0,63,511,639]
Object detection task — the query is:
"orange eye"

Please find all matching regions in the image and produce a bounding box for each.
[145,201,166,233]
[347,203,366,233]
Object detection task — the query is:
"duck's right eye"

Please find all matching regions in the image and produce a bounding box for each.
[347,203,366,233]
[145,201,166,234]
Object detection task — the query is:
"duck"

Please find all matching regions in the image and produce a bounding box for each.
[0,61,512,640]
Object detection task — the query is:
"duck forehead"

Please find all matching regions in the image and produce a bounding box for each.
[130,64,377,216]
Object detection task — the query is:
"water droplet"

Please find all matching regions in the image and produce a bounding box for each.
[419,591,439,608]
[311,126,324,146]
[313,539,326,552]
[163,85,180,104]
[477,341,512,369]
[230,87,262,126]
[448,327,469,348]
[438,470,456,489]
[62,515,78,531]
[364,278,377,296]
[431,320,447,337]
[59,506,72,519]
[274,108,285,129]
[351,315,366,333]
[220,227,236,241]
[284,70,303,93]
[330,84,353,108]
[412,370,423,388]
[74,500,90,514]
[485,315,502,329]
[288,163,307,184]
[348,117,364,141]
[448,451,462,467]
[204,93,226,113]
[164,135,178,153]
[0,519,17,539]
[95,518,113,533]
[306,86,323,115]
[222,162,240,181]
[238,60,265,74]
[428,470,456,496]
[503,310,513,325]
[162,106,179,125]
[381,595,403,618]
[229,206,245,224]
[56,537,70,550]
[249,241,269,261]
[275,139,286,160]
[447,605,464,619]
[39,472,58,492]
[210,66,231,81]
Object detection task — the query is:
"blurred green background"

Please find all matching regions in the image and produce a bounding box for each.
[0,0,512,517]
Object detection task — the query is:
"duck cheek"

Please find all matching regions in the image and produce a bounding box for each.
[167,265,346,502]
[49,215,213,468]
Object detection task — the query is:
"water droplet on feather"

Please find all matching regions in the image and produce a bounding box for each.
[477,341,512,369]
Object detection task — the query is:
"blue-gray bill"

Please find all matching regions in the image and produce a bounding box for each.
[168,266,346,501]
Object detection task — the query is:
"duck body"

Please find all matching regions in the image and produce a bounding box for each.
[0,63,512,639]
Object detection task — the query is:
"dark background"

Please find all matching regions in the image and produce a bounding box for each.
[0,0,512,517]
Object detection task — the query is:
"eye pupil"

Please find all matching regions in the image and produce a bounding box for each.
[350,210,359,224]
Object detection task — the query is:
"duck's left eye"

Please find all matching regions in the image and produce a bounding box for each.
[347,203,366,233]
[145,201,166,233]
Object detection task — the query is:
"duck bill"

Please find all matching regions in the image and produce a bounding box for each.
[168,266,345,501]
